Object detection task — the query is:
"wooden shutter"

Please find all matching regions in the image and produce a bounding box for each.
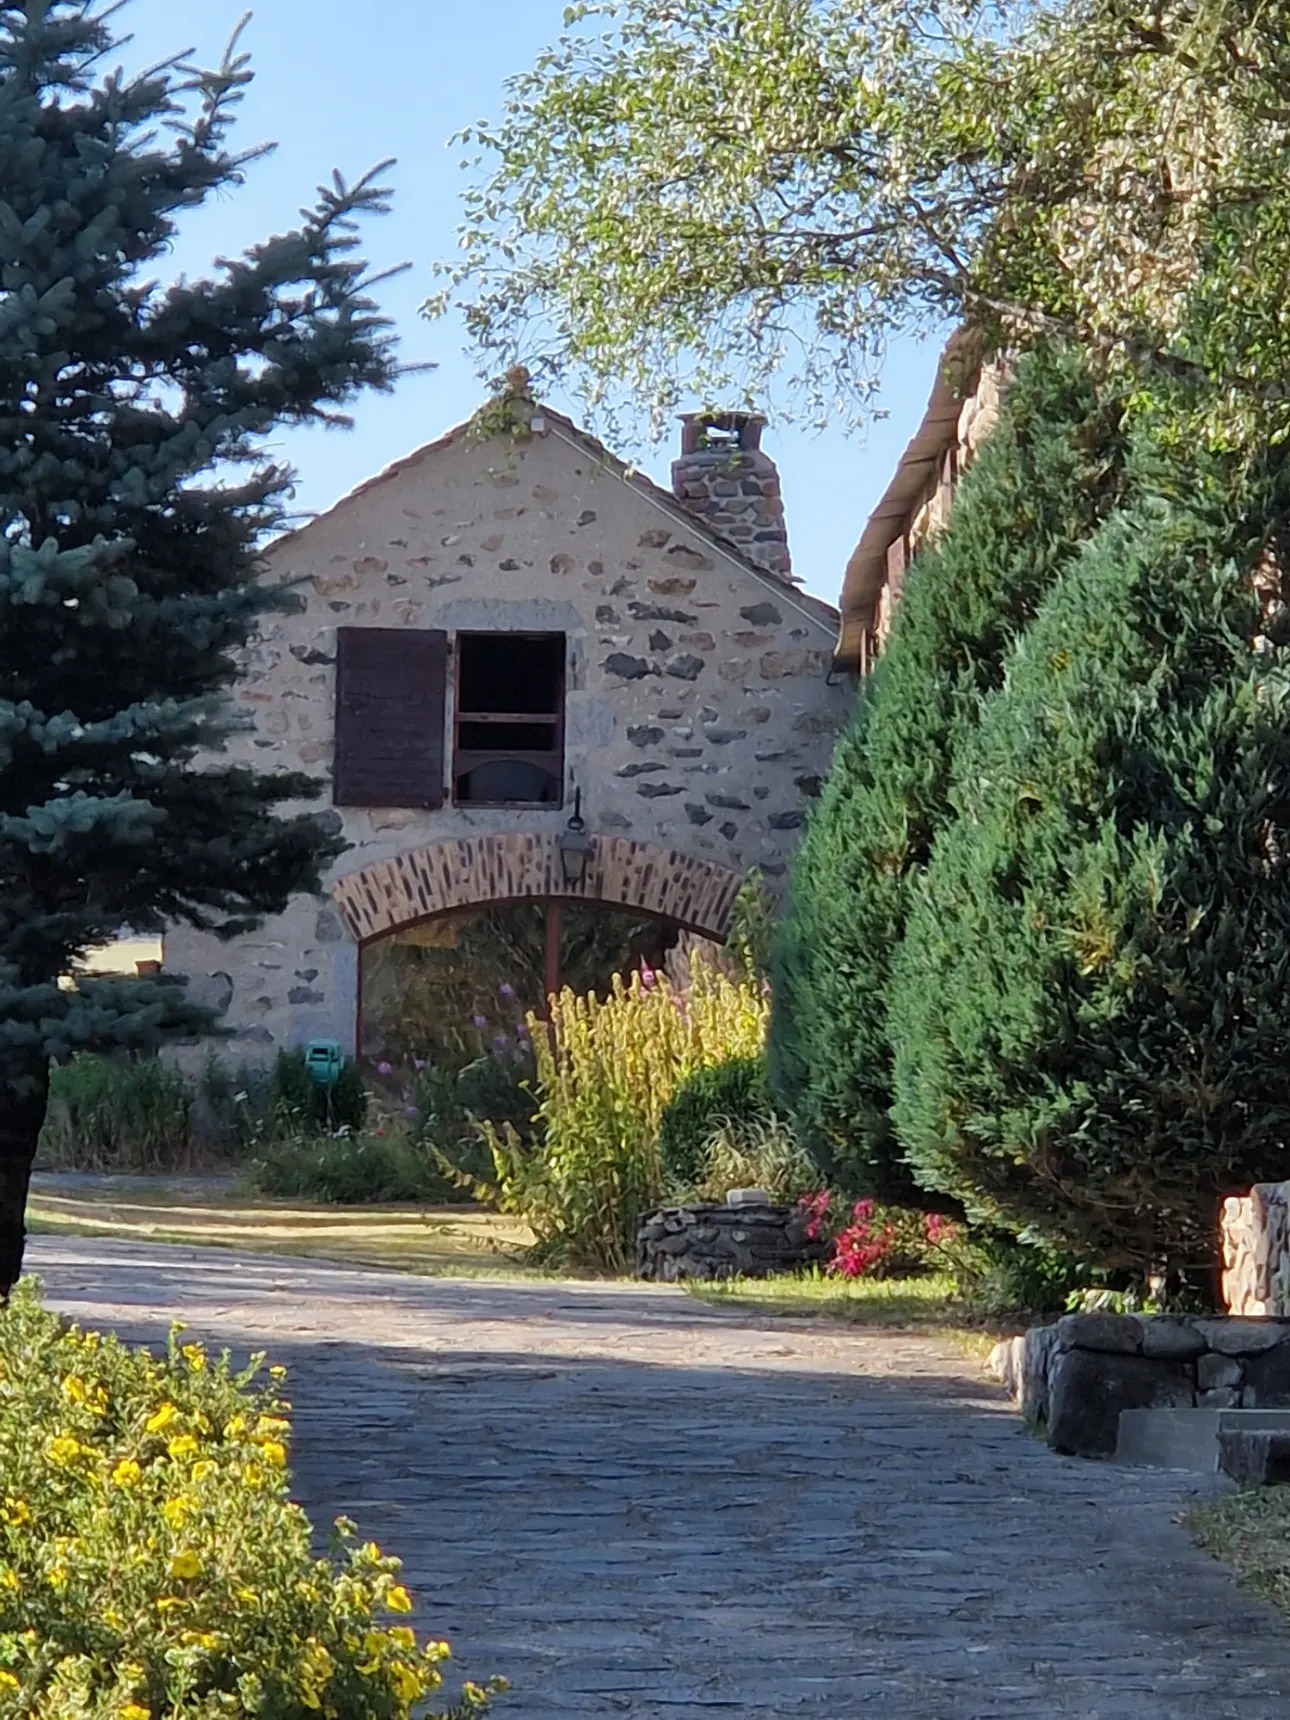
[333,627,447,809]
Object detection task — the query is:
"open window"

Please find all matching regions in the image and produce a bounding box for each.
[453,632,565,807]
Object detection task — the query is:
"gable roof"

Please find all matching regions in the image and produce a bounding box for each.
[268,400,841,644]
[836,330,982,669]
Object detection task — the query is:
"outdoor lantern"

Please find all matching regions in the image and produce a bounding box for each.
[558,789,595,887]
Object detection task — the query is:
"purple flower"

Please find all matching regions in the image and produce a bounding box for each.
[403,1104,420,1119]
[493,1033,510,1052]
[499,982,516,1000]
[413,1058,426,1072]
[376,1060,393,1077]
[473,1014,489,1031]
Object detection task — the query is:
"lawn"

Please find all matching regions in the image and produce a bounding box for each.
[1190,1487,1290,1618]
[28,1176,538,1277]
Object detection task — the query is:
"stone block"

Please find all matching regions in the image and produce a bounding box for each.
[1199,1387,1242,1409]
[1046,1349,1193,1458]
[1054,1312,1143,1355]
[1220,1429,1290,1487]
[1195,1318,1290,1356]
[1198,1352,1244,1390]
[1139,1317,1209,1360]
[1239,1337,1290,1405]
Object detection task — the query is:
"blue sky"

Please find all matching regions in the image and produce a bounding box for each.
[119,0,944,606]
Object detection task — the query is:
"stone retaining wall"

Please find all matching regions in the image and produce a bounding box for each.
[636,1204,829,1282]
[989,1312,1290,1458]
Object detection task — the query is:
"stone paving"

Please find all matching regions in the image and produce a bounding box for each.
[31,1234,1290,1719]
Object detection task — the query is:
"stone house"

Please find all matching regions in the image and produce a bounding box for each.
[834,333,1005,673]
[164,395,851,1060]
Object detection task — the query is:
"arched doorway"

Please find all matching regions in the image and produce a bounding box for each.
[332,833,746,1063]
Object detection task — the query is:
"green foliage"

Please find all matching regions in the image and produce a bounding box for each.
[246,1127,455,1207]
[696,1115,820,1206]
[657,1055,770,1191]
[40,1055,198,1174]
[888,447,1290,1285]
[0,1282,499,1717]
[0,2,400,1283]
[723,872,776,980]
[268,1052,368,1137]
[770,345,1127,1197]
[482,956,769,1272]
[438,0,1290,451]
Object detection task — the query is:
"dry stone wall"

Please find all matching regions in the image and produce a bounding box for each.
[164,422,851,1057]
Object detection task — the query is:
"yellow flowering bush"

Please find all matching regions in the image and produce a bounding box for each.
[481,952,769,1271]
[0,1283,503,1718]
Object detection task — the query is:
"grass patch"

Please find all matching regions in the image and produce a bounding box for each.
[28,1181,539,1277]
[1190,1487,1290,1614]
[685,1270,960,1327]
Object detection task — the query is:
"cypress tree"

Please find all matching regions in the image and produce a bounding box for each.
[889,452,1290,1289]
[0,2,401,1290]
[769,346,1126,1196]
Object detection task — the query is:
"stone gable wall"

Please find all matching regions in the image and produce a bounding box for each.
[165,425,851,1057]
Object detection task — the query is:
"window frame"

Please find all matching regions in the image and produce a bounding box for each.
[451,630,566,809]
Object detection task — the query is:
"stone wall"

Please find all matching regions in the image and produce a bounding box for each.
[164,416,851,1058]
[636,1204,829,1281]
[1222,1182,1290,1315]
[989,1312,1290,1458]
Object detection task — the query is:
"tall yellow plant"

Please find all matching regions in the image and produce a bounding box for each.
[482,953,768,1273]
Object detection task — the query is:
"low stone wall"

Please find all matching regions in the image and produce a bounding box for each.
[989,1312,1290,1458]
[636,1204,829,1282]
[1222,1182,1290,1315]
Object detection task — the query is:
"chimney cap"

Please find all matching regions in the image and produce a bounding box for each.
[679,410,767,456]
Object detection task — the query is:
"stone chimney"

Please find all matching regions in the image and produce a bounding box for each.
[671,411,793,583]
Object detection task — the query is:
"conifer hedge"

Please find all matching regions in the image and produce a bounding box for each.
[768,346,1127,1198]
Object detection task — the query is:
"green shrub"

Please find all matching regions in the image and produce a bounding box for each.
[769,345,1129,1199]
[697,1114,819,1205]
[40,1054,200,1173]
[484,956,769,1272]
[269,1050,367,1136]
[890,459,1290,1290]
[245,1128,459,1206]
[0,1281,500,1717]
[658,1056,771,1191]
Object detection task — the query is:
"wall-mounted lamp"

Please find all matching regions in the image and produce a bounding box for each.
[558,788,595,887]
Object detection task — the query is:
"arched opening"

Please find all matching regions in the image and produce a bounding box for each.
[359,899,694,1067]
[333,833,746,1069]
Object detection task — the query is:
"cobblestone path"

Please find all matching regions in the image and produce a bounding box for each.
[32,1235,1290,1719]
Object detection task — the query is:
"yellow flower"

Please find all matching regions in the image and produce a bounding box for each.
[180,1629,221,1651]
[145,1404,178,1435]
[385,1585,413,1614]
[0,1568,20,1592]
[223,1415,247,1440]
[389,1663,423,1704]
[168,1550,202,1582]
[167,1435,199,1461]
[1,1499,30,1527]
[241,1463,265,1490]
[0,1671,18,1696]
[162,1498,190,1529]
[155,1597,184,1613]
[112,1459,142,1488]
[269,1365,288,1380]
[424,1641,452,1665]
[61,1375,86,1403]
[388,1628,416,1651]
[191,1460,215,1483]
[181,1343,206,1372]
[122,1707,150,1720]
[235,1587,259,1606]
[258,1439,287,1468]
[45,1434,83,1467]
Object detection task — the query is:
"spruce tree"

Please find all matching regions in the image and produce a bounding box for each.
[769,348,1126,1196]
[889,451,1290,1290]
[0,1,401,1290]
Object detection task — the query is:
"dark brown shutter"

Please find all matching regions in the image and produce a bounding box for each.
[333,627,447,808]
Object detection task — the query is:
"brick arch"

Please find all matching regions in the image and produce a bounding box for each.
[331,832,746,945]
